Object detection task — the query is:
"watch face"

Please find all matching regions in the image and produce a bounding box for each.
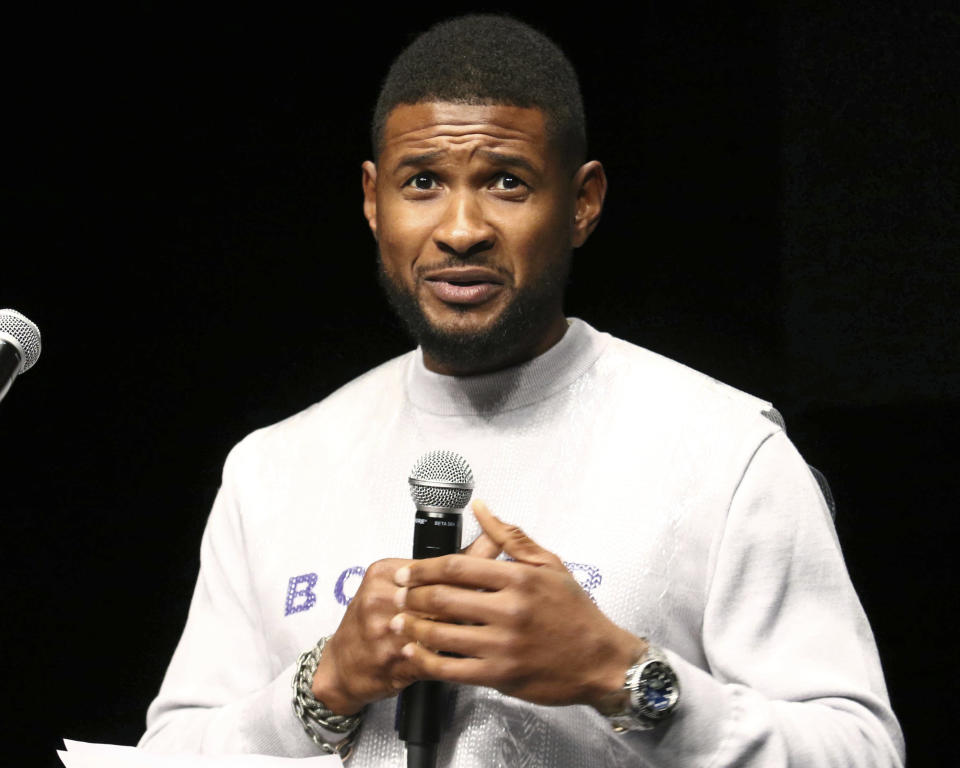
[637,661,679,717]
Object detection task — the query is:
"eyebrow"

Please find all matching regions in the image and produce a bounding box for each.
[477,150,538,175]
[392,149,539,176]
[394,150,444,172]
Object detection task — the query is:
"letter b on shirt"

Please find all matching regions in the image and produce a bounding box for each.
[285,573,318,615]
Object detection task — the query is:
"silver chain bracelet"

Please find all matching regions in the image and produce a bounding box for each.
[292,636,363,759]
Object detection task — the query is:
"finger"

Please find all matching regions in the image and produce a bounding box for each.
[399,640,494,686]
[460,500,503,559]
[395,553,517,590]
[461,530,502,559]
[472,500,564,569]
[399,583,504,625]
[351,560,418,622]
[363,558,416,589]
[384,652,424,691]
[389,612,493,658]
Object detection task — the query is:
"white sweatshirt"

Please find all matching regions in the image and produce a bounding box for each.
[140,319,904,767]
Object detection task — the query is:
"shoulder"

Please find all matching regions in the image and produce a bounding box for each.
[223,350,413,476]
[597,331,779,427]
[573,327,787,492]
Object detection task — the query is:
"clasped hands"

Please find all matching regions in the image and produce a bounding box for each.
[312,500,643,717]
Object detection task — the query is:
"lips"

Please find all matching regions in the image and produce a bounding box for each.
[423,268,505,306]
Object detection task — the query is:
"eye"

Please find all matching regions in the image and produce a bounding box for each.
[491,173,526,191]
[404,173,439,190]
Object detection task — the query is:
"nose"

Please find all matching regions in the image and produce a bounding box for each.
[432,191,495,258]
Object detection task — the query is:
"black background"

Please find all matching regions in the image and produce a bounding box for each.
[2,3,957,765]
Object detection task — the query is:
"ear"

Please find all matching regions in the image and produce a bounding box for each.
[570,161,607,248]
[361,160,378,241]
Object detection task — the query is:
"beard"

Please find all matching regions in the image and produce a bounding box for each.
[377,251,571,375]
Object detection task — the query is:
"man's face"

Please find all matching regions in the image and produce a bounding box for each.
[362,102,604,375]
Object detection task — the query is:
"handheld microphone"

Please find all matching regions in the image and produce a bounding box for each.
[397,450,474,768]
[0,309,41,404]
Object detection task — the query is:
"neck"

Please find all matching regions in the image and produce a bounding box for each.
[422,313,569,376]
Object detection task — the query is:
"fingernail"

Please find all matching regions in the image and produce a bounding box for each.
[394,566,410,586]
[401,642,416,658]
[389,613,404,633]
[394,586,407,608]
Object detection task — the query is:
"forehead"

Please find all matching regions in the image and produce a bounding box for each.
[380,102,551,162]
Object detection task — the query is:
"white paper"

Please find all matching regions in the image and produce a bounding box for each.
[58,740,342,767]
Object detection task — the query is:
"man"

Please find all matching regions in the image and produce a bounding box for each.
[140,15,905,767]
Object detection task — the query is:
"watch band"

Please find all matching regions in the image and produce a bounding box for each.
[292,636,364,758]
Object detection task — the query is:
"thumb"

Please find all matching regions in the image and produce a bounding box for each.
[461,530,502,559]
[471,499,564,569]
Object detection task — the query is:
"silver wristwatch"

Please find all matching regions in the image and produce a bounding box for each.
[605,643,680,732]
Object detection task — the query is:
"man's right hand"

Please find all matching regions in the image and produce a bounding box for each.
[311,557,417,715]
[310,515,503,715]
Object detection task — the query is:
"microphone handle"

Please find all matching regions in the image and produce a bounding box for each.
[411,509,463,559]
[398,509,463,768]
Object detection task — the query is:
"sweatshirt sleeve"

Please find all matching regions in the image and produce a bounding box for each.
[138,442,327,757]
[619,429,905,767]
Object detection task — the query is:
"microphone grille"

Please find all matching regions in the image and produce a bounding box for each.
[0,309,42,373]
[409,450,474,510]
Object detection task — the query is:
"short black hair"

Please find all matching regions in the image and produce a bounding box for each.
[371,14,586,165]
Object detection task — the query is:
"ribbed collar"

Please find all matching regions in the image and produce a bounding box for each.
[405,318,609,416]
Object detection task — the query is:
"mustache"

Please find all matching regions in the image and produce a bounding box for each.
[412,258,512,281]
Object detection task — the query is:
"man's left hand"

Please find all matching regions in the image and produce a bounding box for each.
[390,500,646,710]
